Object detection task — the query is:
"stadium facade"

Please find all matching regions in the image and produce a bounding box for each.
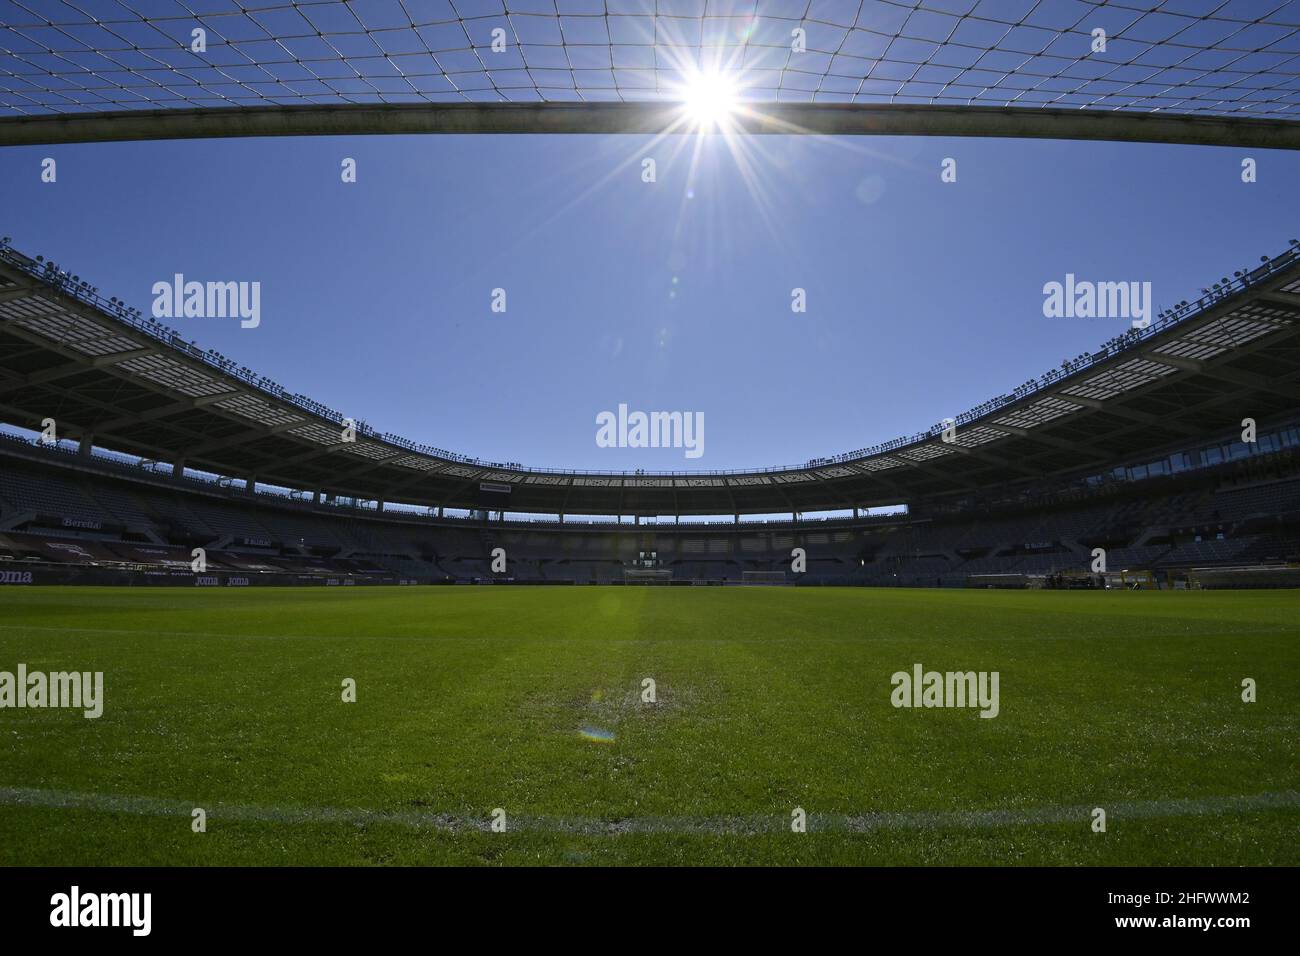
[1,238,1299,589]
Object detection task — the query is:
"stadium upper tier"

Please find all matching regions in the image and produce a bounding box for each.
[1,0,1298,148]
[2,238,1299,517]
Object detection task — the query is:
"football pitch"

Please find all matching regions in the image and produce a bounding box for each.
[0,585,1295,866]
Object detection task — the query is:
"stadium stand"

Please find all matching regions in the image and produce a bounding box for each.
[4,237,1300,519]
[2,238,1299,589]
[2,434,1299,589]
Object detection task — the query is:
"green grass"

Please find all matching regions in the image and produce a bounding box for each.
[0,585,1295,866]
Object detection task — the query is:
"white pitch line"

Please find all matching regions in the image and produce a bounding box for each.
[0,785,1293,835]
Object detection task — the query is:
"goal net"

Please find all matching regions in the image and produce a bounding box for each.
[624,568,672,586]
[4,2,1294,125]
[1185,565,1300,589]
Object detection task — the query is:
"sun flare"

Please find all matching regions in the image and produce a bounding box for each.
[679,70,740,129]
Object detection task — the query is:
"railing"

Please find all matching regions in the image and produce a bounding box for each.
[2,236,1297,478]
[5,425,1297,534]
[0,432,902,531]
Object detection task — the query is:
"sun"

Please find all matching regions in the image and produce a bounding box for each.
[679,70,740,129]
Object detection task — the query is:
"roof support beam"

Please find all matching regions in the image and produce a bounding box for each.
[378,465,470,502]
[325,453,411,485]
[940,441,1050,479]
[983,422,1112,463]
[183,418,316,458]
[0,398,176,461]
[1152,354,1300,402]
[1051,393,1204,437]
[95,389,242,432]
[0,358,92,395]
[0,301,246,446]
[0,284,37,304]
[1258,291,1300,309]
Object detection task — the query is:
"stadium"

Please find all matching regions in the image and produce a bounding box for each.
[0,0,1297,884]
[2,237,1300,590]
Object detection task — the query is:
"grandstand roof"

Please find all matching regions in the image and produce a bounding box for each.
[2,0,1299,148]
[2,238,1299,516]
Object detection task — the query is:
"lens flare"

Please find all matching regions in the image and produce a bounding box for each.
[732,16,758,41]
[680,70,739,129]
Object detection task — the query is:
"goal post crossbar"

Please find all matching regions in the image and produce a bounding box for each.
[6,0,1299,150]
[3,103,1296,149]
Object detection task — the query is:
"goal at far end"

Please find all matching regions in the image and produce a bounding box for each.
[741,571,789,586]
[624,568,673,586]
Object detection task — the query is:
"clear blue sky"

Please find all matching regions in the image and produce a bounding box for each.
[1,132,1296,472]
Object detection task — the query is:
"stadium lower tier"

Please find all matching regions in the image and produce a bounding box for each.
[2,445,1299,589]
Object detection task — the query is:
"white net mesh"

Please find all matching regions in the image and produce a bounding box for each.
[2,0,1298,120]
